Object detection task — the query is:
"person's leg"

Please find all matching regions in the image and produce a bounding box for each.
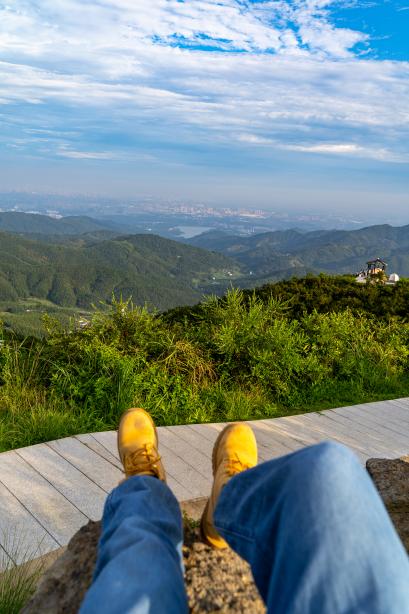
[214,441,409,614]
[81,408,188,614]
[80,475,188,614]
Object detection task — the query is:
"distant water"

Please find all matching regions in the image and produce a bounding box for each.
[176,225,212,238]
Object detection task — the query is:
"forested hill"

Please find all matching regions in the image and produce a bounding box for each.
[187,224,409,280]
[0,211,120,235]
[0,232,242,310]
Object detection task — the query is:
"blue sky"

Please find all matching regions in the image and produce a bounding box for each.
[0,0,408,216]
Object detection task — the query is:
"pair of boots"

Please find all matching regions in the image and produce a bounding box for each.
[118,408,258,548]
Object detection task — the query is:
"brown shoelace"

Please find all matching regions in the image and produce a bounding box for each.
[124,444,162,477]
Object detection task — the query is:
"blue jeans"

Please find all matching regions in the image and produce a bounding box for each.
[81,442,409,613]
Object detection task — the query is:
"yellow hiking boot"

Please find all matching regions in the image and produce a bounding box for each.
[201,423,257,548]
[117,408,166,481]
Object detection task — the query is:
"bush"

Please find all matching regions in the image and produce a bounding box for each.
[1,288,409,451]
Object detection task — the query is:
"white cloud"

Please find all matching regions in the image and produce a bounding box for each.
[0,0,407,167]
[57,147,116,160]
[286,142,408,162]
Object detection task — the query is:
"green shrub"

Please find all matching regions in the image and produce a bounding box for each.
[1,287,409,451]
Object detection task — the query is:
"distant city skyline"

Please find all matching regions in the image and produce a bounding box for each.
[0,1,408,216]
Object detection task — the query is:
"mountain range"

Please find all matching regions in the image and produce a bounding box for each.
[187,225,409,281]
[0,231,240,310]
[1,213,409,316]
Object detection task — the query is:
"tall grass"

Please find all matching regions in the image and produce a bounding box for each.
[1,291,409,452]
[0,533,45,613]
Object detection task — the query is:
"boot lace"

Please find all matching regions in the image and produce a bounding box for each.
[124,444,161,477]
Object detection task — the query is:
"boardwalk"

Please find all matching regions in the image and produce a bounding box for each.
[1,398,408,567]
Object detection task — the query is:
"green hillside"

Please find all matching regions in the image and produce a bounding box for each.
[188,224,409,280]
[0,212,119,235]
[0,232,242,313]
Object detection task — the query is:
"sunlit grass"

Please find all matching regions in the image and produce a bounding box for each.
[0,533,45,614]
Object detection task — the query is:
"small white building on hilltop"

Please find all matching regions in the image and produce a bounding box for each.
[355,258,400,285]
[386,273,400,285]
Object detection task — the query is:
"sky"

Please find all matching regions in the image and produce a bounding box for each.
[0,0,408,215]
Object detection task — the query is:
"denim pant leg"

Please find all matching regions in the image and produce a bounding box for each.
[214,441,409,614]
[80,476,188,614]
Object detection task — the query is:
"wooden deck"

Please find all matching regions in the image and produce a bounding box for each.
[1,398,408,568]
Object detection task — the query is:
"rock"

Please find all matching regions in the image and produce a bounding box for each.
[22,520,100,614]
[23,498,264,613]
[366,456,409,552]
[183,524,264,613]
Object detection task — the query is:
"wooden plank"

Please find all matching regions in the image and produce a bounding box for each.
[48,437,123,494]
[332,405,409,448]
[159,444,204,500]
[276,415,363,456]
[91,430,198,501]
[0,451,87,546]
[75,433,123,470]
[323,409,408,458]
[328,405,409,450]
[17,444,107,521]
[188,423,226,444]
[250,422,300,460]
[88,431,119,460]
[192,419,303,461]
[169,425,217,458]
[0,480,58,566]
[308,412,395,457]
[179,420,295,464]
[160,428,212,485]
[385,399,409,421]
[390,396,409,404]
[162,446,211,499]
[280,414,368,462]
[255,419,309,450]
[262,416,331,447]
[178,421,293,464]
[165,475,194,502]
[364,401,409,426]
[337,402,409,430]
